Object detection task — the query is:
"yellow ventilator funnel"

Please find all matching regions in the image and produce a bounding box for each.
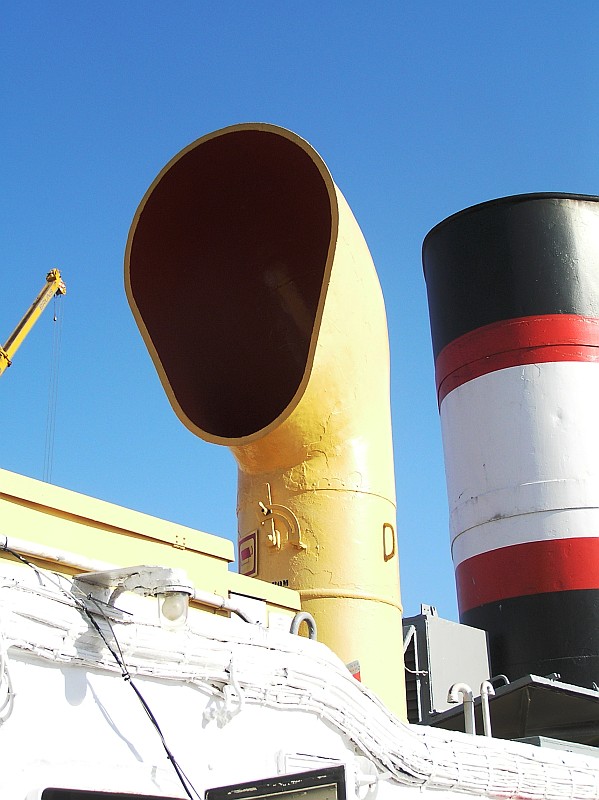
[125,123,406,717]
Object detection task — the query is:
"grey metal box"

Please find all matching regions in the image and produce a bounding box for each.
[403,606,490,724]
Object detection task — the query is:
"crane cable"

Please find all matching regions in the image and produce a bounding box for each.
[43,292,64,483]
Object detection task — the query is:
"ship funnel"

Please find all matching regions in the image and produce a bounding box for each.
[423,193,599,688]
[125,124,405,716]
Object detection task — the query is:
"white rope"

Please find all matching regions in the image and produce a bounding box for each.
[0,609,15,724]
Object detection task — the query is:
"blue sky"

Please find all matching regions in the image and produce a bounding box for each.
[2,2,599,620]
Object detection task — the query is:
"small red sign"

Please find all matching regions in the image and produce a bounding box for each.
[239,531,258,577]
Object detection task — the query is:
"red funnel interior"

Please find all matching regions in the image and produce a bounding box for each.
[127,129,333,439]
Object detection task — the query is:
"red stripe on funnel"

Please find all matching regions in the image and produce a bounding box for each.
[456,537,599,613]
[436,314,599,405]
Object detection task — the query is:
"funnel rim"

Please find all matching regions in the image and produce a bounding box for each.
[422,191,599,279]
[124,123,340,447]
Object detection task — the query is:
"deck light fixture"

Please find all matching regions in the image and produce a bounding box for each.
[73,565,193,629]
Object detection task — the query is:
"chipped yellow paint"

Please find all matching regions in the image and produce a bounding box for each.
[230,187,406,717]
[125,124,406,717]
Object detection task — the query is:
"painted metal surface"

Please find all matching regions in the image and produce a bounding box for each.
[442,362,599,568]
[423,194,599,687]
[1,555,598,799]
[434,314,599,405]
[125,124,404,716]
[402,610,489,721]
[423,193,599,359]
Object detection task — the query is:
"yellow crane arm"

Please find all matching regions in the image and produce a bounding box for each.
[0,269,66,377]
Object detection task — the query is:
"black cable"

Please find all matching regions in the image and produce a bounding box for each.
[84,597,201,800]
[1,540,201,800]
